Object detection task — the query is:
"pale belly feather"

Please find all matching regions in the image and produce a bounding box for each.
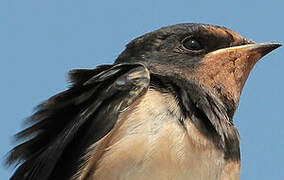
[75,89,240,180]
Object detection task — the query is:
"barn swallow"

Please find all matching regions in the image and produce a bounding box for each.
[6,23,281,180]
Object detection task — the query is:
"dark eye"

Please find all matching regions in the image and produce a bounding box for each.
[182,37,203,51]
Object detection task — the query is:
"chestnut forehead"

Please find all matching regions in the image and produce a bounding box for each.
[199,25,248,46]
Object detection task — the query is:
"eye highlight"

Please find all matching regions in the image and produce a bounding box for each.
[182,37,203,51]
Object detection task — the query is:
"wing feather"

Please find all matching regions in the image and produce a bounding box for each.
[7,63,150,180]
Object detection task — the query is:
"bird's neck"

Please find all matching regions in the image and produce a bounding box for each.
[150,73,240,161]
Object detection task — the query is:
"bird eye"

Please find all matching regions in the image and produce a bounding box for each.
[182,37,203,51]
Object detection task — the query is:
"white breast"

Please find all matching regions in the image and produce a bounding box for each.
[77,89,240,180]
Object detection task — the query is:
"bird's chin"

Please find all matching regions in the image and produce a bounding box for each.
[192,42,281,112]
[204,42,282,88]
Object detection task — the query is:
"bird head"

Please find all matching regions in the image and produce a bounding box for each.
[116,23,281,118]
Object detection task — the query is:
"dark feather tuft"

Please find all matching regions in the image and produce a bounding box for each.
[6,63,150,180]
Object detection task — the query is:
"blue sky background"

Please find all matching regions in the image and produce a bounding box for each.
[1,1,283,179]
